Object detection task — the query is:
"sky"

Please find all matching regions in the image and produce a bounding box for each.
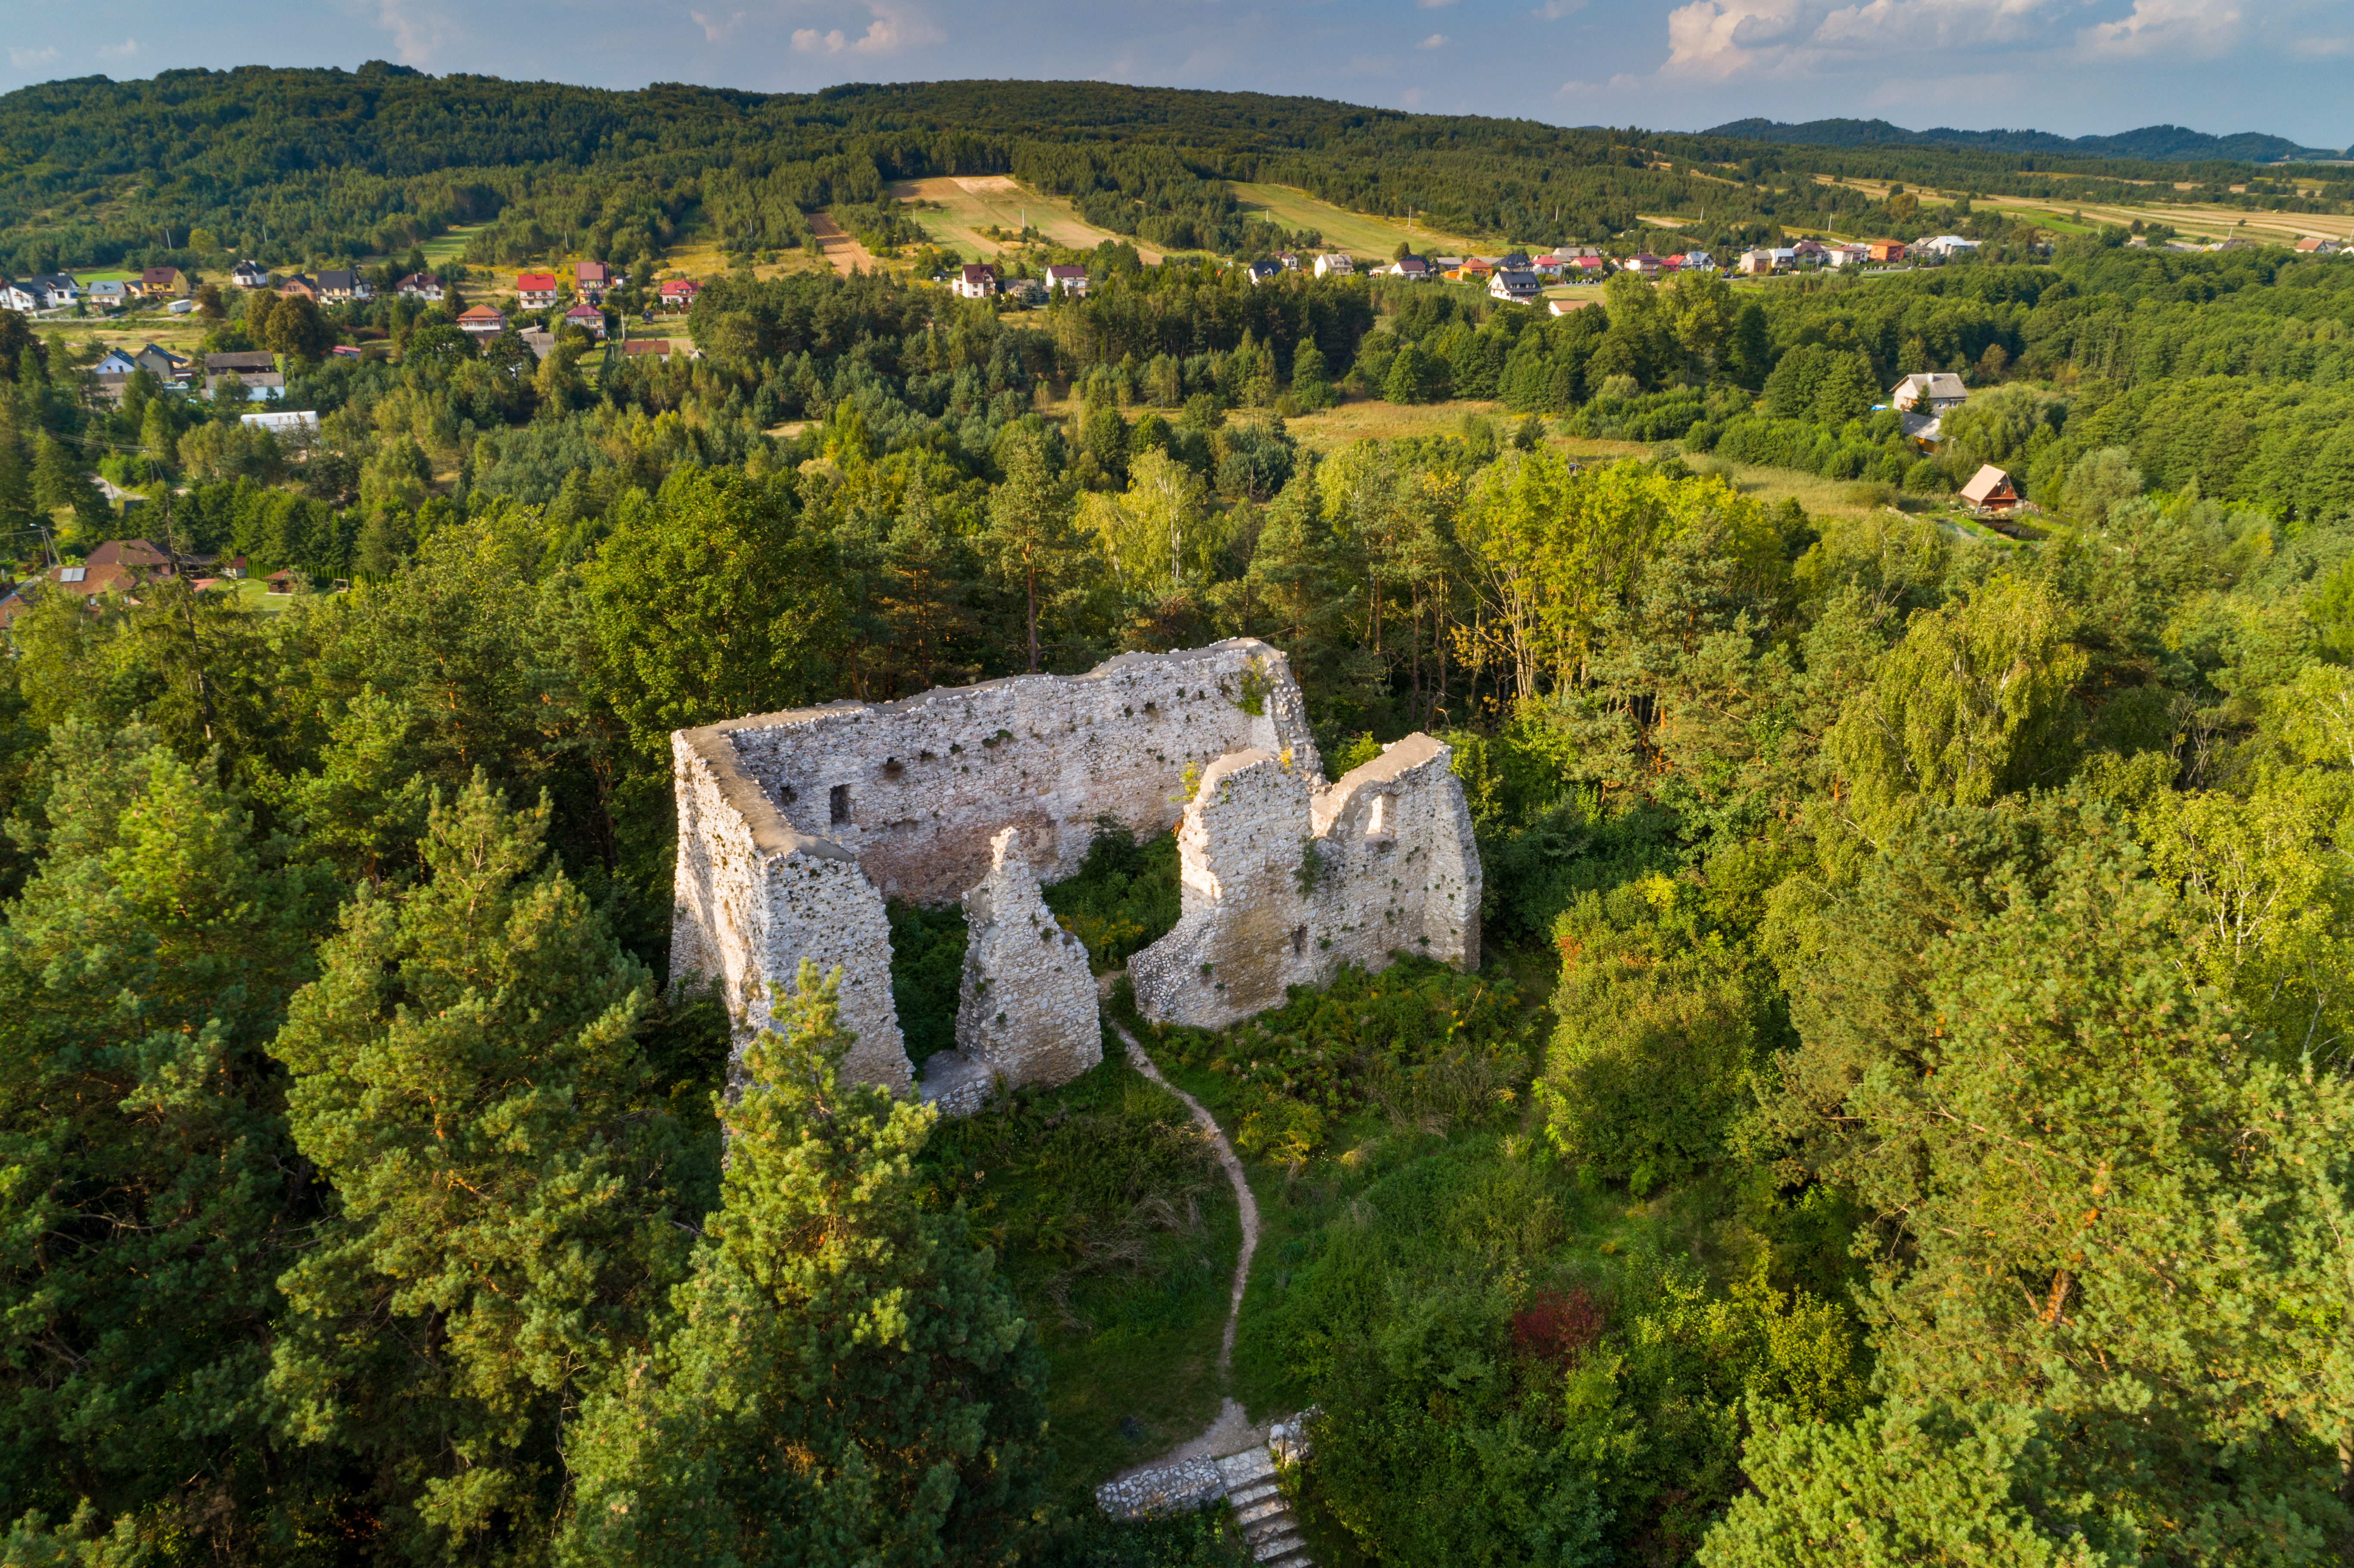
[4,0,2348,151]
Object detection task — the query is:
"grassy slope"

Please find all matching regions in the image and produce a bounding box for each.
[891,176,1164,264]
[1227,182,1491,262]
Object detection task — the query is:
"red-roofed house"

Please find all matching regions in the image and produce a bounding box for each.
[1622,254,1666,278]
[658,278,701,311]
[516,272,560,309]
[574,260,615,299]
[563,301,607,339]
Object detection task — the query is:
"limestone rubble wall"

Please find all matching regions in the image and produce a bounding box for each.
[1129,734,1482,1030]
[669,640,1319,1096]
[669,729,912,1094]
[704,639,1320,907]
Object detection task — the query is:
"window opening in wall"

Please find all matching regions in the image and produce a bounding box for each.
[830,784,851,824]
[1366,796,1389,836]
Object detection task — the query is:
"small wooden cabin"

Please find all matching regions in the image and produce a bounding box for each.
[1959,464,2022,513]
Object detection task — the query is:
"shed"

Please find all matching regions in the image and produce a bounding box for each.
[1959,464,2021,512]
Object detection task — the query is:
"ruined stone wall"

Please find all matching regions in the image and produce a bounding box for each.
[670,640,1318,1095]
[1129,735,1482,1030]
[670,729,913,1093]
[919,828,1103,1116]
[710,640,1320,907]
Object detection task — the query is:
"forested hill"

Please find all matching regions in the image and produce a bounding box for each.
[1704,115,2347,164]
[2,67,2342,278]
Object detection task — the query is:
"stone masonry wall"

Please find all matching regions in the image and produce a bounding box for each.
[670,640,1319,1095]
[1129,735,1482,1030]
[917,828,1102,1115]
[710,639,1320,907]
[670,728,913,1094]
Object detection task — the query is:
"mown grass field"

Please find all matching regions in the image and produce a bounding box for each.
[1227,182,1491,262]
[891,175,1160,263]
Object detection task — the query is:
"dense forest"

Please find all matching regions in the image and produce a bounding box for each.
[4,68,2352,280]
[5,68,2354,1568]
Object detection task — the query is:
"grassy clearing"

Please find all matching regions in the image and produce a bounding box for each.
[1227,182,1489,262]
[891,176,1157,263]
[917,1052,1241,1509]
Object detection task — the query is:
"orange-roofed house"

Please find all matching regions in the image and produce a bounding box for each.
[458,305,507,336]
[1868,240,1909,264]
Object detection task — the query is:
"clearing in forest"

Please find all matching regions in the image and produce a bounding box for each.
[808,212,880,277]
[890,176,1159,263]
[1227,181,1491,262]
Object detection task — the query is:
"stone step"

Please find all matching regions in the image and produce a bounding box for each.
[1216,1447,1277,1487]
[1234,1494,1289,1528]
[1249,1526,1305,1563]
[1228,1478,1283,1508]
[1259,1550,1313,1568]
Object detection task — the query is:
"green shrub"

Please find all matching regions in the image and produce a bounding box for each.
[1041,824,1182,972]
[886,898,967,1066]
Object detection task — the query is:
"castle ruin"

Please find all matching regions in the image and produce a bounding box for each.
[668,638,1482,1109]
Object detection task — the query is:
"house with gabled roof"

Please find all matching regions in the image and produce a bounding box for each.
[562,301,607,339]
[950,264,998,300]
[230,260,269,289]
[1892,372,1969,414]
[457,304,507,336]
[516,272,560,309]
[574,261,615,300]
[658,277,702,310]
[1959,464,2021,513]
[1389,254,1432,280]
[1045,264,1090,296]
[395,272,444,301]
[1488,269,1542,304]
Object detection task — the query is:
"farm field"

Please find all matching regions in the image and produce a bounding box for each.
[1975,194,2354,246]
[808,212,879,277]
[890,176,1159,263]
[1227,181,1490,261]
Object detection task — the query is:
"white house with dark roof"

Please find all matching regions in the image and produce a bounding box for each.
[1488,269,1542,304]
[1312,253,1355,278]
[1045,264,1089,296]
[952,264,999,299]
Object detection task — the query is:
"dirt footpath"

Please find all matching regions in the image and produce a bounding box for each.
[809,212,878,277]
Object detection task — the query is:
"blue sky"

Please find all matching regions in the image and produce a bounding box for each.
[6,0,2347,149]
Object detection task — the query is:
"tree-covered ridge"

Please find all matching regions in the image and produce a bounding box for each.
[3,69,2346,278]
[1703,116,2348,165]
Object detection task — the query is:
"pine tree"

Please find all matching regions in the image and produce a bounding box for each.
[269,776,689,1565]
[984,426,1084,673]
[0,723,334,1555]
[560,961,1049,1568]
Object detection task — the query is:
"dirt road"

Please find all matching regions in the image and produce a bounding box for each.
[808,212,878,277]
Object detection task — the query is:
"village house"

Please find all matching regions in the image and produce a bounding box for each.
[1451,257,1495,282]
[1487,268,1541,304]
[139,266,190,299]
[205,348,283,401]
[1566,255,1610,281]
[1548,298,1596,317]
[623,338,676,359]
[1822,243,1871,268]
[1527,255,1566,279]
[85,280,131,310]
[395,271,444,302]
[1312,252,1355,278]
[1276,252,1303,271]
[276,274,320,301]
[1622,253,1666,278]
[1245,259,1282,286]
[1960,464,2023,513]
[658,277,702,310]
[1867,240,1909,264]
[129,343,192,384]
[1891,371,1969,414]
[2295,237,2345,255]
[25,274,79,309]
[316,268,373,303]
[574,260,614,299]
[1389,254,1432,281]
[516,271,560,309]
[950,264,997,300]
[90,348,139,376]
[230,260,268,288]
[562,300,606,338]
[1920,235,1980,260]
[1678,248,1715,270]
[457,304,507,336]
[0,283,35,313]
[1495,251,1531,271]
[1044,264,1089,296]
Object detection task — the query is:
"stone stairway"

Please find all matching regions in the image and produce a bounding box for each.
[1216,1445,1310,1567]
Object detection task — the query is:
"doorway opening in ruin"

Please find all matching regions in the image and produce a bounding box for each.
[829,784,851,825]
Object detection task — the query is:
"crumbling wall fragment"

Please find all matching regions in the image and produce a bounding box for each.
[920,828,1103,1115]
[1129,734,1482,1030]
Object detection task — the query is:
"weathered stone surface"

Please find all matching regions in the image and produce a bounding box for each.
[1095,1457,1226,1521]
[670,641,1318,1096]
[917,828,1102,1112]
[1130,734,1481,1030]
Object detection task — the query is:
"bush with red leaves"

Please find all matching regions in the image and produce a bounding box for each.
[1510,1287,1608,1366]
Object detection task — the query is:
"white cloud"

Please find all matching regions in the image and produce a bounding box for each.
[2294,33,2353,55]
[1417,0,1460,10]
[96,37,140,60]
[1662,0,1816,78]
[373,0,455,64]
[2078,0,2241,57]
[8,45,61,69]
[1532,0,1584,16]
[1417,32,1451,48]
[791,0,941,55]
[691,9,745,40]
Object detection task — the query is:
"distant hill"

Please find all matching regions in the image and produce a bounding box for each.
[1700,117,2346,165]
